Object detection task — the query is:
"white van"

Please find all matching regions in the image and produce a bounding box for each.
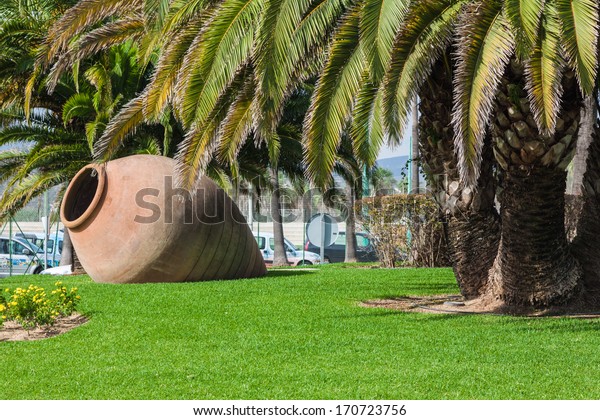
[0,236,45,277]
[253,232,321,266]
[14,231,63,267]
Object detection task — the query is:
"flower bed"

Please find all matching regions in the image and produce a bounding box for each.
[0,281,81,331]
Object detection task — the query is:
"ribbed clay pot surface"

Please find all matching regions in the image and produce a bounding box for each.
[60,155,266,283]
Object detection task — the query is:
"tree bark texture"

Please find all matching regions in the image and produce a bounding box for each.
[344,182,358,262]
[270,167,289,266]
[487,62,583,307]
[58,228,86,274]
[568,96,596,195]
[572,106,600,292]
[419,57,500,298]
[59,227,73,267]
[411,99,420,194]
[487,168,581,306]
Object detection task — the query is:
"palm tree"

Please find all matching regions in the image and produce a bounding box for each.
[0,0,78,111]
[303,0,500,299]
[369,167,397,195]
[0,0,84,238]
[450,0,599,307]
[0,0,172,267]
[303,0,600,307]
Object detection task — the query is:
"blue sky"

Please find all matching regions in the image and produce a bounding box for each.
[378,138,410,159]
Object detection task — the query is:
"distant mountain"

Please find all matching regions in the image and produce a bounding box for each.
[376,156,410,180]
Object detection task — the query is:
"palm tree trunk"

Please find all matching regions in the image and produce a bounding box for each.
[59,228,86,274]
[72,247,86,274]
[488,167,581,306]
[270,166,289,266]
[419,57,500,299]
[565,97,596,241]
[59,228,73,267]
[487,63,583,307]
[411,99,420,194]
[344,181,357,262]
[568,96,596,195]
[444,143,499,299]
[572,104,600,292]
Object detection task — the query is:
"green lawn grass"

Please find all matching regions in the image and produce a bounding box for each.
[0,265,599,399]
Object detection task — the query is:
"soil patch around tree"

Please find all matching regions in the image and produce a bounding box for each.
[361,295,600,318]
[0,314,88,342]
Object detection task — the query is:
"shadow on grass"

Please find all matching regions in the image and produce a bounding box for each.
[507,318,600,333]
[347,310,467,321]
[355,305,600,328]
[266,270,315,279]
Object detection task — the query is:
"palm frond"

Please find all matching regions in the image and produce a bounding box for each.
[556,0,599,95]
[175,120,223,190]
[524,2,564,137]
[351,76,384,167]
[452,1,514,186]
[132,135,162,155]
[0,149,28,184]
[359,0,407,83]
[143,0,170,28]
[18,143,90,178]
[0,170,73,220]
[205,162,234,190]
[503,0,544,60]
[293,0,354,56]
[46,14,146,92]
[94,94,145,160]
[175,0,262,128]
[303,5,365,189]
[159,0,213,36]
[85,120,106,150]
[143,15,203,121]
[253,0,311,140]
[217,77,255,167]
[382,0,464,140]
[62,92,95,125]
[174,67,250,189]
[43,0,143,65]
[0,124,53,146]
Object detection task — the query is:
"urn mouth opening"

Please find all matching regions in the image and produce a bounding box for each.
[61,164,106,229]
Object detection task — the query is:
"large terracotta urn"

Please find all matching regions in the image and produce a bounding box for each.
[60,155,266,283]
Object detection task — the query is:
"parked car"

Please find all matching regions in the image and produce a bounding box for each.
[14,231,63,267]
[254,232,321,266]
[305,231,377,263]
[0,236,45,277]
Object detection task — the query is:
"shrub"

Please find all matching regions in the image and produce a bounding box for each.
[0,302,5,327]
[357,194,449,268]
[0,282,80,330]
[51,281,80,316]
